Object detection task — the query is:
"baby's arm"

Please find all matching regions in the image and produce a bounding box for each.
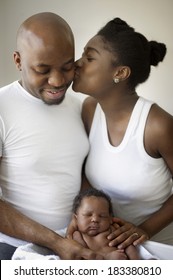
[72,231,88,248]
[125,245,140,260]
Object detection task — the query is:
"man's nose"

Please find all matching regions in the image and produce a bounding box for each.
[48,71,65,87]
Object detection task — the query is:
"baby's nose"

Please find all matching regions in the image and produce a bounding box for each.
[91,214,99,222]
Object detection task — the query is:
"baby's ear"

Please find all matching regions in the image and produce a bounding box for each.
[73,213,77,219]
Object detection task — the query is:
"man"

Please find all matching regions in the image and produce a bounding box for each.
[0,12,101,260]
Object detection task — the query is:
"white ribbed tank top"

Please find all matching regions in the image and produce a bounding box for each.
[85,97,173,245]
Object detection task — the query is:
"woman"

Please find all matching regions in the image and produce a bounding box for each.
[72,18,173,249]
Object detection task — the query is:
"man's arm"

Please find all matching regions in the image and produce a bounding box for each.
[0,199,102,259]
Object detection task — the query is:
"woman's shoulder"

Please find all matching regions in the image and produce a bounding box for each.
[148,104,173,134]
[145,103,173,158]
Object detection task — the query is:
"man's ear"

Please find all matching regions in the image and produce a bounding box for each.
[113,66,131,82]
[13,51,22,71]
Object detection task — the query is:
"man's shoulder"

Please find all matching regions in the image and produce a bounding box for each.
[65,92,84,112]
[0,81,17,97]
[66,92,83,103]
[0,81,17,89]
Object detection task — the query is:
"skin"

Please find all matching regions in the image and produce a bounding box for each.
[72,34,173,249]
[74,196,113,237]
[73,196,140,259]
[14,12,74,105]
[0,13,103,260]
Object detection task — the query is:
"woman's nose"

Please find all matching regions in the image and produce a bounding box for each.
[75,58,83,67]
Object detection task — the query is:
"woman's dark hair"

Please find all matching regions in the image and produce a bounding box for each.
[72,188,113,216]
[97,18,167,89]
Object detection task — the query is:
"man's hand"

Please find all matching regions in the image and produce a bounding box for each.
[107,217,149,249]
[54,237,103,260]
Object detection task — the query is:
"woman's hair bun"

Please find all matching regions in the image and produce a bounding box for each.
[112,18,134,32]
[149,41,167,66]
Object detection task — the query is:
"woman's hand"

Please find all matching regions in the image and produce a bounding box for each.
[108,217,149,249]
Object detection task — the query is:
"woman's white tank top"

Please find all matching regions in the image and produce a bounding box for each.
[85,97,173,245]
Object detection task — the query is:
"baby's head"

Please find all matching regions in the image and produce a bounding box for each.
[73,188,113,236]
[73,188,113,215]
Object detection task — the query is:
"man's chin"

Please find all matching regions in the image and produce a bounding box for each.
[42,94,66,105]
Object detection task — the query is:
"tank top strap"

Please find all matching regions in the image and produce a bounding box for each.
[112,97,154,149]
[89,97,154,149]
[136,97,154,155]
[137,97,154,131]
[89,104,101,142]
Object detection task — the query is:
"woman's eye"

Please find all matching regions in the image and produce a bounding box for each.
[87,57,94,62]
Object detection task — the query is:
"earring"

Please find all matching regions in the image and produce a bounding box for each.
[113,78,119,84]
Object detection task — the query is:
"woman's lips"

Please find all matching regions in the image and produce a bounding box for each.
[74,71,80,79]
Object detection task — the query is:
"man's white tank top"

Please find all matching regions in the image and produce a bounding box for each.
[85,97,173,245]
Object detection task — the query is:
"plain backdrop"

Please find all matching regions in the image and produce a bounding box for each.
[0,0,172,114]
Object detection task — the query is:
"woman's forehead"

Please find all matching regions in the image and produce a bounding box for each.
[85,35,104,49]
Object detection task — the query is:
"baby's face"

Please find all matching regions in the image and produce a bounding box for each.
[75,196,112,236]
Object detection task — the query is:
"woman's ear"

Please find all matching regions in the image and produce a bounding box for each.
[113,66,131,82]
[13,51,22,71]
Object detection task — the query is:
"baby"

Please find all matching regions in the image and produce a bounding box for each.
[72,188,140,260]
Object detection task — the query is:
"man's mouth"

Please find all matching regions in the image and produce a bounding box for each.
[45,88,66,99]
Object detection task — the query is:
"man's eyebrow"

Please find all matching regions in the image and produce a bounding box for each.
[35,63,49,68]
[85,47,100,55]
[64,58,74,65]
[35,58,74,68]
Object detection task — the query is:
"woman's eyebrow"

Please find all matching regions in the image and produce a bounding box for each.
[84,46,100,55]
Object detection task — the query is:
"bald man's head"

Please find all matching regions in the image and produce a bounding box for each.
[14,12,75,105]
[16,12,74,52]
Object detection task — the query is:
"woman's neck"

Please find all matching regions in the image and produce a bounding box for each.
[98,91,139,121]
